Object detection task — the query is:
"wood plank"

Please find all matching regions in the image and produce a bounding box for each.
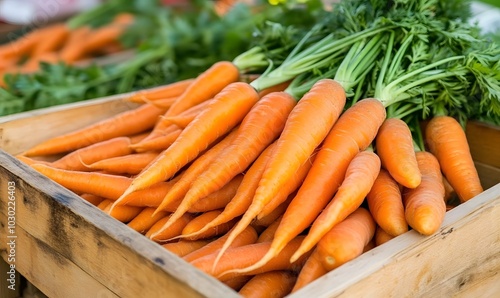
[0,151,239,298]
[467,121,500,169]
[0,259,20,298]
[289,184,500,297]
[475,161,500,190]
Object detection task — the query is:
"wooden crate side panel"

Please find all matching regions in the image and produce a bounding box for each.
[467,121,500,169]
[0,153,239,298]
[289,184,500,298]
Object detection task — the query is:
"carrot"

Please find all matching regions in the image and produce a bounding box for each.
[59,26,92,63]
[146,213,195,242]
[0,25,56,59]
[80,21,131,56]
[97,199,112,211]
[102,203,143,223]
[183,225,258,263]
[162,240,212,257]
[376,118,421,188]
[425,116,482,202]
[15,155,52,166]
[127,79,195,103]
[163,61,240,117]
[51,137,132,171]
[403,151,446,235]
[120,82,259,206]
[127,207,169,233]
[257,80,291,98]
[443,176,456,203]
[291,150,381,263]
[178,142,275,241]
[31,164,131,200]
[128,131,151,144]
[212,79,346,271]
[223,276,253,291]
[251,195,293,229]
[153,128,239,214]
[257,216,282,243]
[374,226,395,246]
[194,236,310,281]
[80,194,105,206]
[24,102,167,156]
[187,174,243,213]
[20,52,59,73]
[316,207,376,271]
[239,271,296,298]
[291,248,327,293]
[31,24,70,57]
[260,98,385,268]
[366,169,408,236]
[158,100,211,128]
[87,151,159,175]
[130,128,182,153]
[181,210,238,241]
[113,175,182,208]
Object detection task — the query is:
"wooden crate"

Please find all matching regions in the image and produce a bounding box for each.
[0,95,499,298]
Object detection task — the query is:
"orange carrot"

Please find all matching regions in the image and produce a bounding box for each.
[88,151,159,175]
[158,100,211,128]
[292,150,381,262]
[59,26,92,63]
[239,271,296,298]
[257,215,282,243]
[403,151,446,235]
[212,79,346,270]
[80,20,132,56]
[51,137,132,171]
[162,240,212,257]
[97,199,112,211]
[15,155,52,166]
[366,169,408,237]
[316,207,376,271]
[187,174,243,213]
[374,226,395,246]
[183,225,258,263]
[224,276,253,291]
[80,194,105,206]
[425,116,482,202]
[113,175,182,208]
[127,79,195,103]
[31,24,70,56]
[252,195,293,229]
[443,176,456,203]
[146,213,195,242]
[181,210,238,241]
[194,236,310,281]
[291,248,327,293]
[127,207,169,233]
[130,128,182,153]
[259,98,385,268]
[120,82,259,206]
[163,61,240,117]
[257,80,291,98]
[24,102,167,156]
[376,118,421,188]
[102,203,143,223]
[128,131,151,144]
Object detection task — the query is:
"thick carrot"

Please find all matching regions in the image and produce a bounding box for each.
[403,151,446,235]
[259,98,385,268]
[163,61,240,117]
[162,240,212,257]
[31,24,70,56]
[193,236,310,281]
[88,151,160,175]
[257,215,282,243]
[366,169,408,236]
[212,79,346,271]
[291,248,327,293]
[128,131,151,144]
[146,213,195,242]
[127,207,169,233]
[425,116,482,202]
[178,142,275,241]
[103,203,143,223]
[239,271,296,298]
[121,82,259,208]
[187,174,243,213]
[80,194,105,206]
[183,225,258,263]
[153,129,239,214]
[181,210,238,241]
[224,276,253,292]
[316,208,376,271]
[24,102,167,156]
[127,79,195,103]
[376,118,421,188]
[51,137,132,171]
[374,226,395,246]
[291,150,381,263]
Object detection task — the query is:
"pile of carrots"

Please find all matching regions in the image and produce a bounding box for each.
[18,60,484,296]
[0,13,134,82]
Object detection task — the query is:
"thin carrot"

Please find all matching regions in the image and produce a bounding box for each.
[158,100,211,128]
[97,199,112,211]
[162,240,212,257]
[120,81,259,206]
[238,271,296,298]
[163,61,240,117]
[80,194,105,206]
[127,207,169,233]
[291,248,327,293]
[376,118,421,188]
[15,155,52,166]
[80,20,132,56]
[187,174,243,213]
[316,207,376,271]
[251,195,293,229]
[443,176,456,203]
[31,24,70,56]
[425,116,482,202]
[366,169,408,237]
[128,131,151,144]
[291,150,381,263]
[212,79,346,271]
[103,203,143,223]
[257,215,282,243]
[59,26,92,63]
[223,276,253,292]
[374,226,395,246]
[113,175,182,208]
[88,151,160,175]
[51,137,132,171]
[181,210,238,241]
[146,213,195,242]
[403,151,446,235]
[130,128,182,153]
[24,102,167,156]
[183,225,258,263]
[127,79,195,103]
[257,98,385,269]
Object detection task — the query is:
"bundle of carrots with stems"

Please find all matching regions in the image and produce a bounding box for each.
[16,0,500,295]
